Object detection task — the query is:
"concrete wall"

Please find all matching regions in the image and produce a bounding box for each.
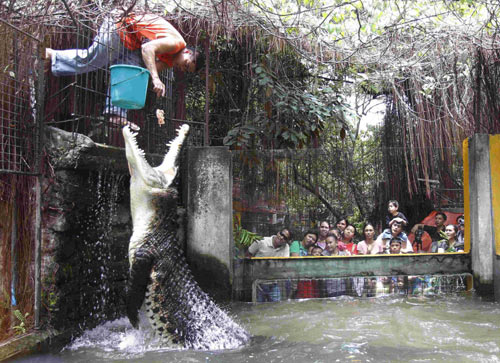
[465,134,500,299]
[42,127,132,332]
[184,147,233,301]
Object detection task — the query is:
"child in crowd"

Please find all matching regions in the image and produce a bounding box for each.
[388,238,402,254]
[376,218,413,253]
[324,234,350,256]
[357,223,383,255]
[328,228,346,251]
[343,225,358,255]
[385,200,408,228]
[310,245,324,256]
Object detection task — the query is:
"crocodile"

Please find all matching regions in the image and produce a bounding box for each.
[122,124,249,350]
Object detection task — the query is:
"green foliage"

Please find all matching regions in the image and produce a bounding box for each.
[233,216,262,249]
[12,310,29,335]
[223,60,345,149]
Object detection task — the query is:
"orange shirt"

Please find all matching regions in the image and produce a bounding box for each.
[117,14,186,67]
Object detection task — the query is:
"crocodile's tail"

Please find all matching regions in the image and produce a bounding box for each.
[143,240,250,350]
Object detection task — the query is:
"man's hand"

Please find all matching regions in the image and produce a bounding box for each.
[152,76,165,97]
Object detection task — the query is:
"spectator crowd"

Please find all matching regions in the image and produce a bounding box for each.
[246,200,465,258]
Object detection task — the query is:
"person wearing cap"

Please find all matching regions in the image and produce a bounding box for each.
[376,217,413,253]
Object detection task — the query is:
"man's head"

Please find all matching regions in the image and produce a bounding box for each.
[389,218,404,236]
[302,231,318,248]
[273,228,291,248]
[319,221,330,238]
[310,245,323,256]
[173,46,203,73]
[435,212,447,227]
[389,238,402,254]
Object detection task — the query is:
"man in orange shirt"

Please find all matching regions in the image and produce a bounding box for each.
[46,13,201,124]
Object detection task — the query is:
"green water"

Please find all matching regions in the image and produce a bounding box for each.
[14,295,500,362]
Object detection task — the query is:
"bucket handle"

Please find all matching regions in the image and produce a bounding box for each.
[111,69,149,87]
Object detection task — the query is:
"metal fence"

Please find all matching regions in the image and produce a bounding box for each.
[43,18,205,153]
[0,19,43,175]
[252,274,472,303]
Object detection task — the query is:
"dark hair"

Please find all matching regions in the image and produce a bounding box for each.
[186,46,205,72]
[280,228,292,241]
[345,224,356,233]
[436,212,447,221]
[336,216,349,227]
[456,215,464,225]
[390,238,402,245]
[388,200,399,208]
[305,230,318,240]
[363,222,376,238]
[325,232,337,241]
[319,220,330,228]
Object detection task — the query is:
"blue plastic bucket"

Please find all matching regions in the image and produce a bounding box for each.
[110,65,150,109]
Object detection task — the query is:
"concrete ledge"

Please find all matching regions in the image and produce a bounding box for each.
[45,126,163,172]
[235,253,471,301]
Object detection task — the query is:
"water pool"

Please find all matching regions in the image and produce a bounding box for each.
[14,294,500,362]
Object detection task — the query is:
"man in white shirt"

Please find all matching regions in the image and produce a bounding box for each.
[247,229,291,257]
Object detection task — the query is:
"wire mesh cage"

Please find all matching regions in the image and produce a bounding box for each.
[43,12,205,154]
[0,20,43,176]
[253,274,472,303]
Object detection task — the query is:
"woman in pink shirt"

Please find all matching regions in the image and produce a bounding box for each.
[357,223,383,255]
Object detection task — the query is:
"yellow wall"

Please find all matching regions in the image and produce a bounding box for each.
[490,135,500,256]
[463,138,470,253]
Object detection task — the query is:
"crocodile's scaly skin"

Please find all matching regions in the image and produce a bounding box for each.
[123,125,249,350]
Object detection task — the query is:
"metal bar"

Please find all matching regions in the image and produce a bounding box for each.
[34,45,46,330]
[34,175,42,329]
[204,39,209,146]
[11,191,17,310]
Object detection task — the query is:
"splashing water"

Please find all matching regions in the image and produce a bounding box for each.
[20,294,500,362]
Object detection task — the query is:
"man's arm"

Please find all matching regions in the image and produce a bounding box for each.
[246,240,259,258]
[141,37,185,97]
